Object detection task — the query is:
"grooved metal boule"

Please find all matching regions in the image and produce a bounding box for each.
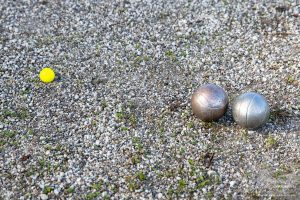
[232,92,270,129]
[191,84,229,122]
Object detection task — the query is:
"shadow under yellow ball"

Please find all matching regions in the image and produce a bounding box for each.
[39,68,55,83]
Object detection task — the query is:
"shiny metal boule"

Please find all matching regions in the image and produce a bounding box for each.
[232,92,270,129]
[191,84,229,122]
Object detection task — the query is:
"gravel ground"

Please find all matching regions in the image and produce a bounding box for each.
[1,0,300,199]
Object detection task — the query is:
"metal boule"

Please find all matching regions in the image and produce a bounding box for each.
[232,92,270,129]
[191,84,229,122]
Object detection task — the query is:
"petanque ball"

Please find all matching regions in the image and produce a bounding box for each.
[191,84,229,122]
[232,92,270,129]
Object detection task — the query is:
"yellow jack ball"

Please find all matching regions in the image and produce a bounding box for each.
[39,68,55,83]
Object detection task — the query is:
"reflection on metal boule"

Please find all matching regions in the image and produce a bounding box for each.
[191,84,229,122]
[232,92,270,129]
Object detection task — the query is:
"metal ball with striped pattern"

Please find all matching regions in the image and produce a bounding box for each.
[232,92,270,129]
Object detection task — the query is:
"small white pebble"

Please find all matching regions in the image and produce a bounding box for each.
[102,191,108,197]
[207,170,217,177]
[230,181,237,188]
[40,194,48,200]
[54,188,60,195]
[157,193,163,199]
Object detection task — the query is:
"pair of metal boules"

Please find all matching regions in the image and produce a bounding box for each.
[191,84,270,129]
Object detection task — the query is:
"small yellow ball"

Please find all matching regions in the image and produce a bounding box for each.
[39,68,55,83]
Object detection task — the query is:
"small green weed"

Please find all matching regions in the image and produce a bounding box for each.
[65,187,75,194]
[43,186,53,194]
[1,130,17,138]
[136,171,146,181]
[131,155,141,165]
[85,192,100,200]
[91,180,103,190]
[286,75,295,84]
[265,135,278,149]
[165,50,176,60]
[177,179,187,192]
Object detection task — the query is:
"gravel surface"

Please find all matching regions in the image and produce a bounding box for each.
[1,0,300,199]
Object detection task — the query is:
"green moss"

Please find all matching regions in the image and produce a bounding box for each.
[127,180,139,192]
[196,179,210,189]
[186,121,194,129]
[115,111,125,120]
[191,139,197,145]
[65,187,75,194]
[21,87,31,95]
[91,180,103,190]
[120,126,129,131]
[129,114,137,127]
[0,140,6,148]
[177,179,187,191]
[2,110,18,118]
[188,158,195,166]
[91,120,97,127]
[1,130,20,148]
[101,101,108,108]
[127,101,136,109]
[188,159,196,176]
[55,144,62,151]
[109,183,119,193]
[43,186,53,194]
[167,188,175,197]
[94,44,102,56]
[132,137,143,152]
[161,170,176,178]
[273,170,286,180]
[180,51,187,57]
[199,38,206,46]
[246,190,260,199]
[159,12,170,19]
[1,130,17,138]
[11,140,20,146]
[206,191,214,199]
[202,122,213,129]
[85,192,100,200]
[133,55,150,65]
[179,147,186,155]
[134,56,143,64]
[2,108,29,120]
[265,135,278,149]
[25,166,36,177]
[273,165,292,180]
[18,108,29,119]
[27,129,34,135]
[103,195,110,200]
[159,127,164,134]
[44,144,52,150]
[39,159,46,168]
[286,75,295,84]
[135,43,142,50]
[240,129,249,141]
[131,155,141,165]
[136,171,146,181]
[165,50,176,60]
